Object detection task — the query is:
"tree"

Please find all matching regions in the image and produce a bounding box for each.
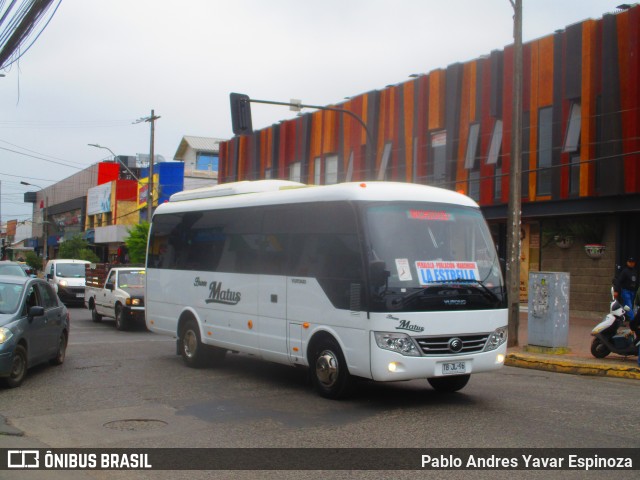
[125,221,149,264]
[57,234,100,262]
[24,251,41,272]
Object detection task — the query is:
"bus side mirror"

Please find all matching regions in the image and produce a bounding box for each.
[369,261,390,288]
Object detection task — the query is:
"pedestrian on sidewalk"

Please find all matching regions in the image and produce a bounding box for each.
[613,256,637,321]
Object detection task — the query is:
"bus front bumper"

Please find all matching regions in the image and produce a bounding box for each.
[369,339,507,382]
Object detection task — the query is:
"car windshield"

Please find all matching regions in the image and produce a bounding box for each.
[0,264,27,277]
[118,271,145,288]
[0,283,24,314]
[55,263,86,278]
[363,202,505,311]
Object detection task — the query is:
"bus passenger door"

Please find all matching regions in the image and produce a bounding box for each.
[257,275,288,363]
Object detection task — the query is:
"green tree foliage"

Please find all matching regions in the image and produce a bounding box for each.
[57,234,100,262]
[24,251,41,272]
[125,221,150,264]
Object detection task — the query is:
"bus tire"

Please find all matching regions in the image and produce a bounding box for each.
[310,336,353,399]
[180,319,207,368]
[427,374,470,393]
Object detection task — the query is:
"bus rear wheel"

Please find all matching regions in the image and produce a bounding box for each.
[180,319,207,368]
[310,337,353,399]
[428,374,470,393]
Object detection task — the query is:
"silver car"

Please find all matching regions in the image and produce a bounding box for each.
[0,275,70,388]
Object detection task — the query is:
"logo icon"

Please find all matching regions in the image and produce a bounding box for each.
[448,337,463,353]
[7,450,39,469]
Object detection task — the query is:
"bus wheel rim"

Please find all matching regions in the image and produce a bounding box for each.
[184,330,198,358]
[315,350,338,388]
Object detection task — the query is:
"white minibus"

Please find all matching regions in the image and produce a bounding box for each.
[145,180,508,398]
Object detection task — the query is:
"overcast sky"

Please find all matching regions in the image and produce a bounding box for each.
[0,0,621,223]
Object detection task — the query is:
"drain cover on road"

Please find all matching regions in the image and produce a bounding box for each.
[103,419,167,432]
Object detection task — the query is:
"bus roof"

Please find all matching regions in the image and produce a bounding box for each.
[156,181,479,216]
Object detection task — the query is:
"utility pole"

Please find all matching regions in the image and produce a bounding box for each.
[134,110,161,220]
[507,0,523,347]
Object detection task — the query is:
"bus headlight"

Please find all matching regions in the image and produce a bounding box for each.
[374,332,420,357]
[0,327,14,344]
[58,280,68,287]
[484,326,508,351]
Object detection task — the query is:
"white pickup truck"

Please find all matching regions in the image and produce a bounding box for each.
[84,264,146,330]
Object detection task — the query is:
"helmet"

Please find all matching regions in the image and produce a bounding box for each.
[610,301,625,317]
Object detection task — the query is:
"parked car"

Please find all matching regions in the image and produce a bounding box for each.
[18,262,36,277]
[44,259,90,305]
[0,275,70,388]
[0,261,28,277]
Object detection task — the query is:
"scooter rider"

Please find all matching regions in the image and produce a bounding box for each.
[613,256,638,322]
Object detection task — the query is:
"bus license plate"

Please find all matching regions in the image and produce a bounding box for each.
[441,361,466,375]
[76,293,84,298]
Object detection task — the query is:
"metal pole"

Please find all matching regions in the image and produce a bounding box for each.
[43,195,48,270]
[507,0,523,347]
[145,109,160,221]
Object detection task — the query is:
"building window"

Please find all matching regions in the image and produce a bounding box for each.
[487,119,503,165]
[537,107,553,196]
[494,160,502,200]
[464,124,480,169]
[464,124,480,200]
[345,151,354,182]
[325,155,338,185]
[468,170,480,201]
[196,152,219,172]
[314,157,322,184]
[563,102,581,153]
[377,143,393,180]
[429,131,446,186]
[289,162,301,182]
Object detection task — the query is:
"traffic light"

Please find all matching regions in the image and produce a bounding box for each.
[230,93,253,135]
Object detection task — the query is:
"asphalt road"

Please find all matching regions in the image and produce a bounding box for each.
[1,306,639,480]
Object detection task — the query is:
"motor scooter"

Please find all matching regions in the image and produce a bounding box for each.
[590,300,639,359]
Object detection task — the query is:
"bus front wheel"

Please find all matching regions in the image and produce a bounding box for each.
[310,337,353,399]
[180,319,207,368]
[427,374,470,393]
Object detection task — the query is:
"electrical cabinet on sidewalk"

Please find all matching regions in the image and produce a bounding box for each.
[527,272,570,348]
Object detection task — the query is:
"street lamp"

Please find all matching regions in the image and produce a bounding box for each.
[20,181,48,269]
[88,143,140,181]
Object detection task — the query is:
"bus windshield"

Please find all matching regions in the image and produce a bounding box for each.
[364,202,505,312]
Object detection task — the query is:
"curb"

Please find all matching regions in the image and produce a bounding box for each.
[505,353,640,380]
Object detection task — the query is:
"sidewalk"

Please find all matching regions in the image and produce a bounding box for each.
[505,308,640,380]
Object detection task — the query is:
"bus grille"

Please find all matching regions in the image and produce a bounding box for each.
[415,334,489,356]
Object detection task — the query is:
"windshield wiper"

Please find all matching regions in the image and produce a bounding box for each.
[429,278,501,303]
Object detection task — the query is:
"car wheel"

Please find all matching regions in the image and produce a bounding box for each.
[590,337,610,359]
[91,305,102,323]
[427,374,470,393]
[180,319,207,368]
[50,332,67,366]
[310,336,353,399]
[3,345,27,388]
[115,305,128,331]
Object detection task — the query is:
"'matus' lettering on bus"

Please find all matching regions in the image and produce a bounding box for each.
[206,281,241,305]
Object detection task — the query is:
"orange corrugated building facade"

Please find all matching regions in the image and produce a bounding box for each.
[220,6,640,313]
